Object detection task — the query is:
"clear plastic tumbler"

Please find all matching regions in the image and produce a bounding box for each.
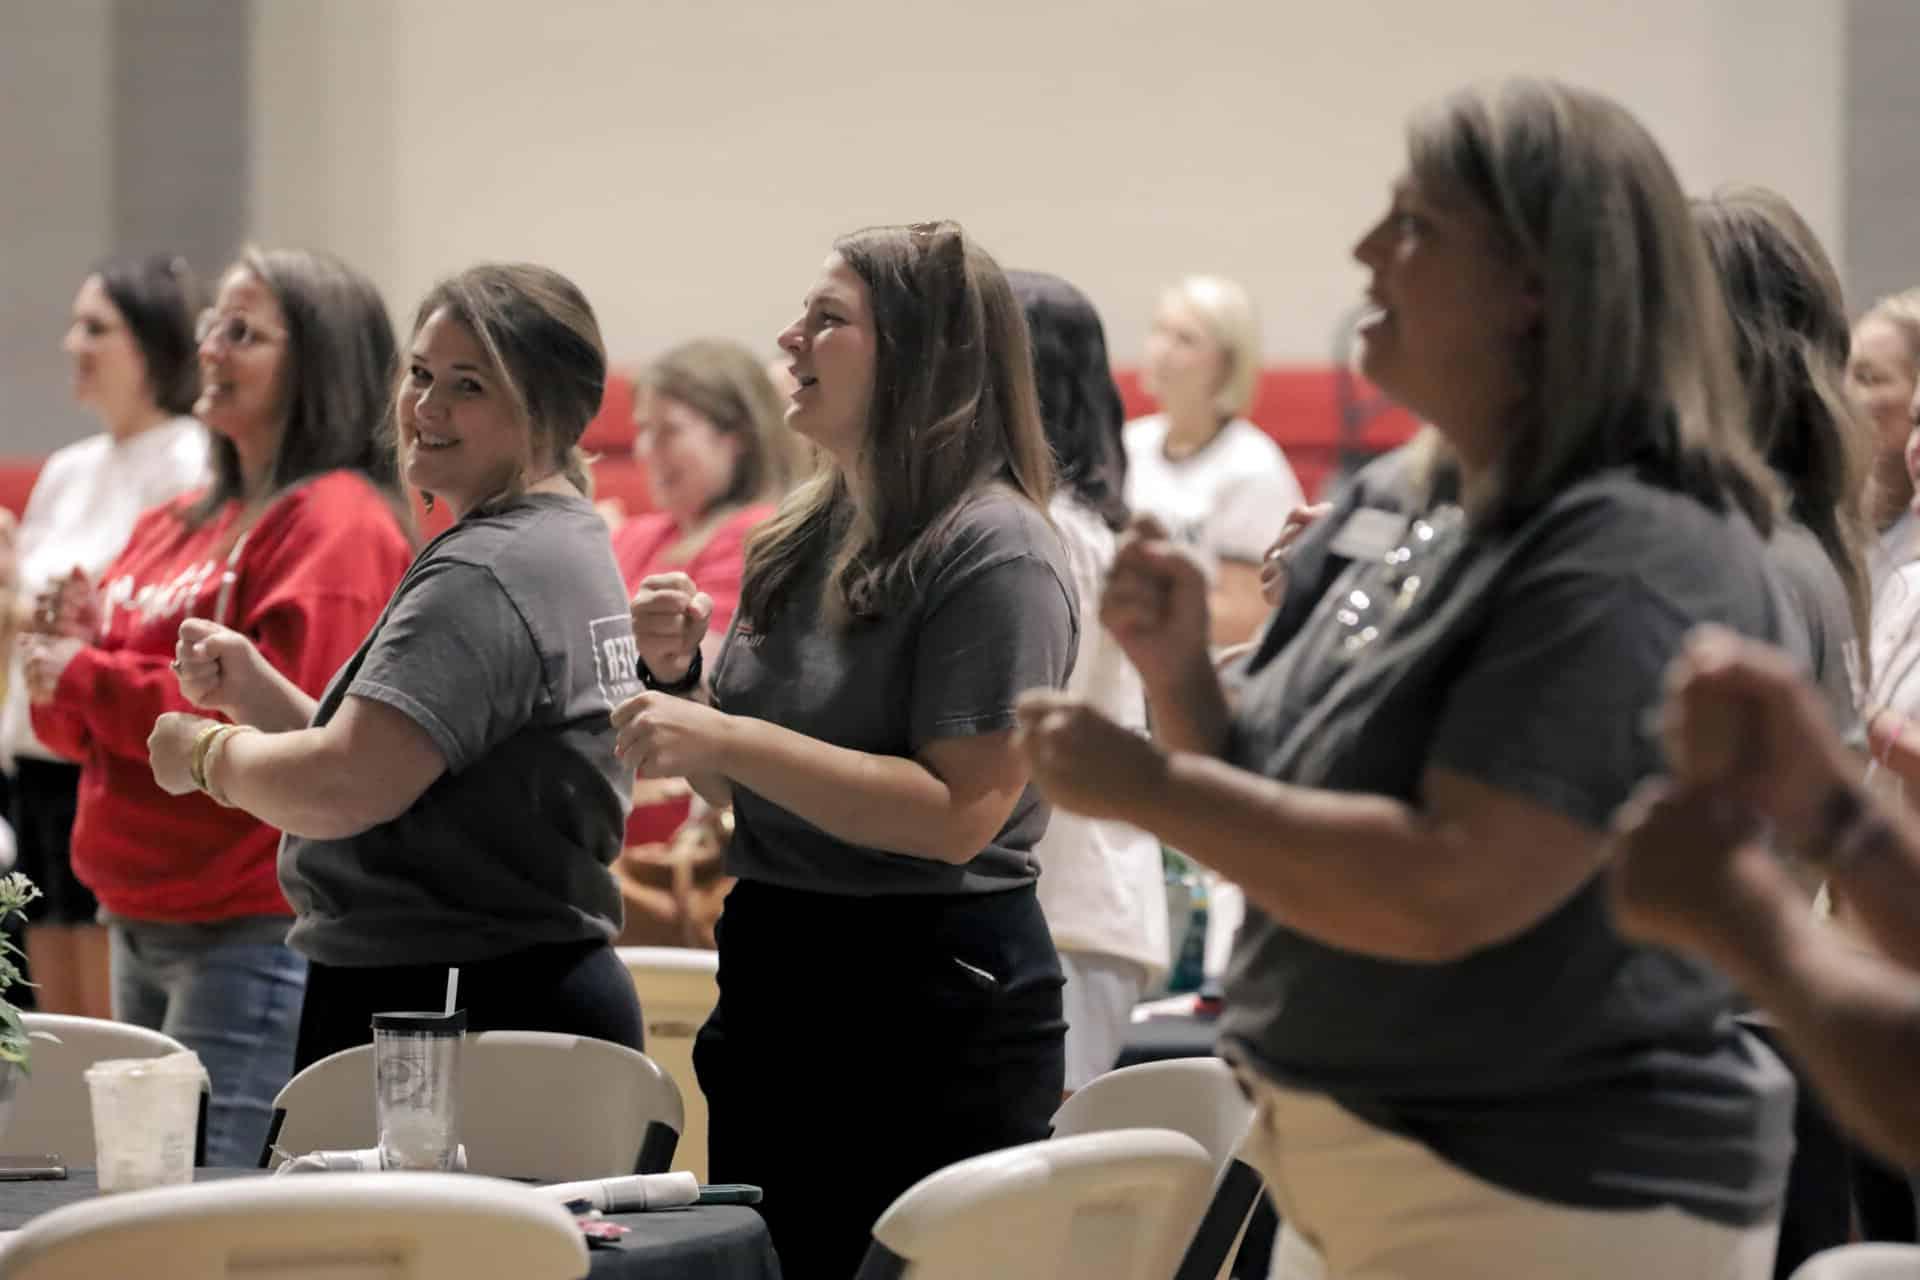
[371,1009,465,1171]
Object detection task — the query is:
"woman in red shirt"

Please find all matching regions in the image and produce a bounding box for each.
[23,247,412,1168]
[610,339,801,855]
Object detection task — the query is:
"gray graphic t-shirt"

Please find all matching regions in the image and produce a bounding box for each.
[281,492,636,966]
[1220,466,1799,1227]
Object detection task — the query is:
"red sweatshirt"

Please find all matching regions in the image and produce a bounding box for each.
[33,470,412,923]
[610,503,772,845]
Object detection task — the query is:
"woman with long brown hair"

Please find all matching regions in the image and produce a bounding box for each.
[613,221,1077,1277]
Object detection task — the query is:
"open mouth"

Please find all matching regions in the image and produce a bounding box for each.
[415,431,459,452]
[793,372,819,395]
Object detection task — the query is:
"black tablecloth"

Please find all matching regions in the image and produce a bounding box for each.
[1116,1012,1220,1068]
[0,1169,781,1280]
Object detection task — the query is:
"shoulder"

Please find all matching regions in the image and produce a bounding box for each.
[278,470,401,524]
[610,510,675,564]
[923,487,1076,610]
[31,434,109,493]
[1122,415,1166,454]
[1217,419,1289,465]
[151,417,210,465]
[444,492,614,577]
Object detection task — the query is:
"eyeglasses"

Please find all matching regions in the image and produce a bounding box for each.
[1331,504,1466,659]
[195,310,285,350]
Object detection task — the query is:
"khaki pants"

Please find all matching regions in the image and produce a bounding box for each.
[1240,1080,1779,1280]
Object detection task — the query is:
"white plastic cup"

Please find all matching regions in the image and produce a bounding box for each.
[84,1051,207,1193]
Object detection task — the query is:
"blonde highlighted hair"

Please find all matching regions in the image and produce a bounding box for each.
[1160,275,1261,419]
[1860,289,1920,368]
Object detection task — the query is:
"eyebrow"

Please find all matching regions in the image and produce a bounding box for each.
[408,353,489,375]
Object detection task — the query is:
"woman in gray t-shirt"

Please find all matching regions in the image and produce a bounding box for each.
[1018,80,1795,1278]
[148,264,643,1074]
[612,221,1077,1279]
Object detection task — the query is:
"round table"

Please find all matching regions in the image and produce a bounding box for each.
[0,1168,781,1280]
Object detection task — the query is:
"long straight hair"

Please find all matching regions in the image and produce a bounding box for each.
[738,221,1054,628]
[1695,187,1874,687]
[1406,80,1778,534]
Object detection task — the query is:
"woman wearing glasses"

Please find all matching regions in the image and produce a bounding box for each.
[5,255,208,1022]
[27,247,411,1167]
[1017,80,1797,1276]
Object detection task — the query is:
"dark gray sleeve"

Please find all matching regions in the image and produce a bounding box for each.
[1426,564,1684,833]
[910,553,1078,749]
[347,560,544,773]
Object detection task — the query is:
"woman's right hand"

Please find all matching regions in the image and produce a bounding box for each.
[1260,503,1333,605]
[630,572,712,687]
[173,618,274,719]
[1101,514,1212,694]
[25,567,99,640]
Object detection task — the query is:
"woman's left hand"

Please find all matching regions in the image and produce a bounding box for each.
[612,691,734,778]
[19,635,83,705]
[1014,690,1169,823]
[148,710,220,796]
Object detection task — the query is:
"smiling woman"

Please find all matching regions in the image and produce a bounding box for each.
[1018,79,1796,1278]
[146,262,645,1076]
[29,247,413,1168]
[613,221,1078,1277]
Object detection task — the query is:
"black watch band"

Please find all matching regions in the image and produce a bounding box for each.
[636,647,703,696]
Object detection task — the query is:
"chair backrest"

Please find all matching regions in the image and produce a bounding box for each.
[617,946,717,1182]
[1051,1059,1262,1280]
[7,1015,198,1164]
[1792,1244,1920,1279]
[857,1129,1215,1280]
[0,1171,588,1280]
[264,1031,683,1179]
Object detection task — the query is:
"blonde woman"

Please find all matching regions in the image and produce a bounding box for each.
[1848,290,1920,578]
[1019,80,1794,1276]
[1124,275,1302,647]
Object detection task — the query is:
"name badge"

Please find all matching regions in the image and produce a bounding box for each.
[1328,508,1409,562]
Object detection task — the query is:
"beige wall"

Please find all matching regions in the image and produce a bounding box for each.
[249,0,1843,370]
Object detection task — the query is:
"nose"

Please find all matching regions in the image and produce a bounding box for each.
[1353,215,1391,271]
[776,320,805,357]
[61,325,84,357]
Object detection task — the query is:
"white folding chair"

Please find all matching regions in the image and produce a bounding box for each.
[263,1031,683,1179]
[6,1015,203,1166]
[854,1128,1215,1280]
[617,946,718,1182]
[1791,1244,1920,1279]
[0,1171,588,1280]
[1052,1058,1266,1280]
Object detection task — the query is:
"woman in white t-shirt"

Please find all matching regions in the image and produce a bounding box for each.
[1010,270,1169,1091]
[1,255,209,1019]
[1124,275,1303,648]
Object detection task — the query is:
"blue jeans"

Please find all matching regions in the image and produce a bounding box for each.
[109,919,306,1168]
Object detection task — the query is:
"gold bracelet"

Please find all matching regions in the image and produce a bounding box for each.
[201,725,256,808]
[189,722,226,793]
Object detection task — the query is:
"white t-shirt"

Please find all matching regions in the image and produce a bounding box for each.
[1034,495,1170,977]
[1123,414,1305,570]
[2,418,209,766]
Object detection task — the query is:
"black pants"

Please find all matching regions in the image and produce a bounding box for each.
[11,758,92,925]
[696,880,1066,1280]
[293,937,643,1071]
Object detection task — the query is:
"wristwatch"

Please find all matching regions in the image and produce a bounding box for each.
[636,648,703,696]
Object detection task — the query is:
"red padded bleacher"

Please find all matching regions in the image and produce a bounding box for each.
[0,366,1416,525]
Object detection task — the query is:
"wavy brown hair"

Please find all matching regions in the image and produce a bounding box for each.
[738,221,1053,627]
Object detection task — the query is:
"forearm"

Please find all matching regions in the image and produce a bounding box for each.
[1120,752,1484,962]
[718,718,980,864]
[226,664,319,733]
[1144,657,1232,758]
[207,727,399,840]
[1208,565,1270,648]
[1708,894,1920,1167]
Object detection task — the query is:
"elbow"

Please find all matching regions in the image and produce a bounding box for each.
[913,818,1004,866]
[286,773,417,842]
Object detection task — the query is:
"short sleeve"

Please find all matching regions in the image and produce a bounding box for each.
[1426,562,1685,833]
[1210,454,1305,564]
[910,554,1078,750]
[347,560,545,773]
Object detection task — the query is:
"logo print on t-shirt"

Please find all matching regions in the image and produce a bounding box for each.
[589,614,645,709]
